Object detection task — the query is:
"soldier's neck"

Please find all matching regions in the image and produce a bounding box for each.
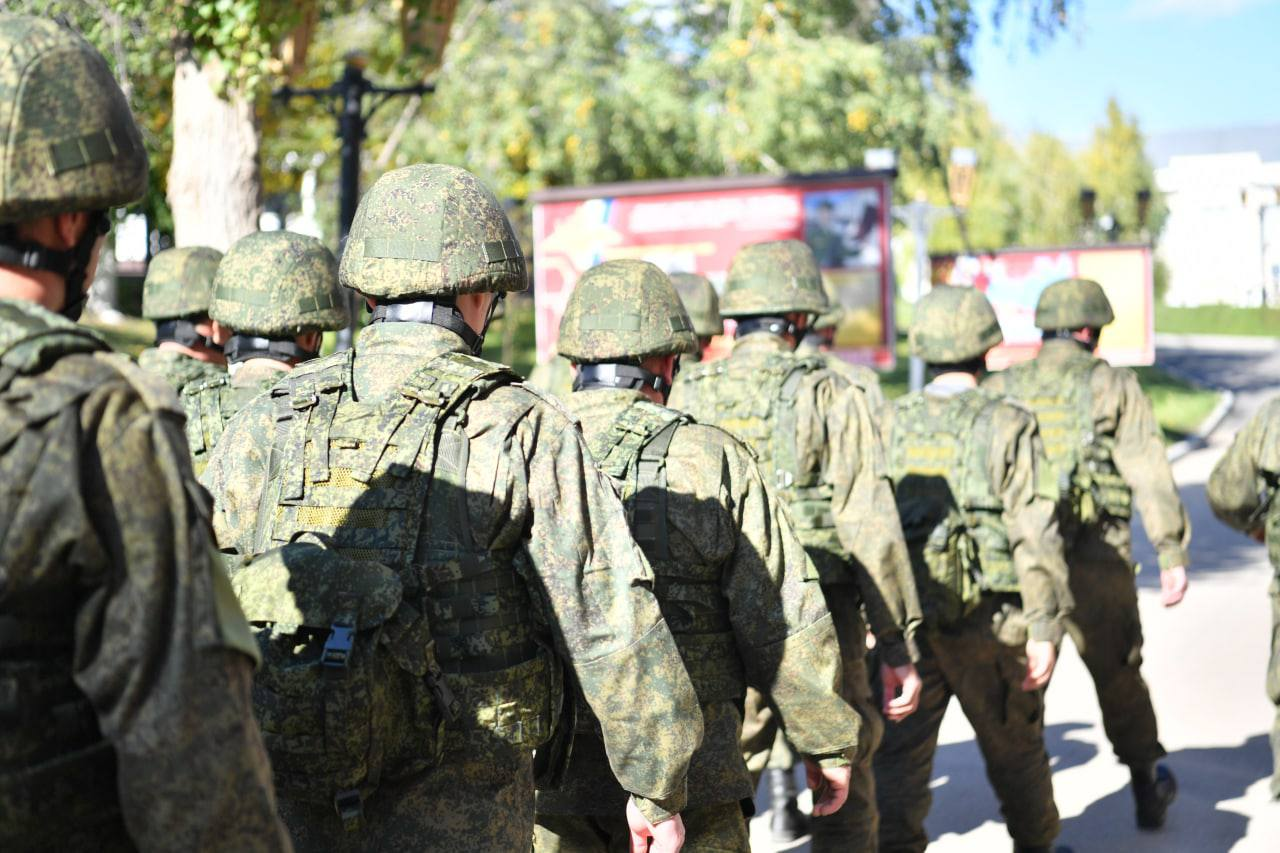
[229,357,292,377]
[0,269,63,311]
[928,371,978,389]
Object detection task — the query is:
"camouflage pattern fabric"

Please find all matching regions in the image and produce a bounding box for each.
[202,320,702,844]
[527,353,574,399]
[795,339,888,424]
[0,298,288,850]
[556,260,697,362]
[873,379,1071,852]
[670,272,723,339]
[535,389,858,829]
[0,16,147,223]
[1035,277,1115,331]
[142,246,222,320]
[534,798,750,852]
[339,164,528,299]
[986,337,1190,767]
[873,598,1059,852]
[211,230,348,338]
[180,361,282,476]
[718,240,827,318]
[136,345,226,395]
[1207,395,1280,798]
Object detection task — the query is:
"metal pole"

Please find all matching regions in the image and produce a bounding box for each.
[908,201,929,393]
[334,61,366,351]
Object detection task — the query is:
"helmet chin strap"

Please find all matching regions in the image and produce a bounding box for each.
[370,293,505,356]
[224,334,317,365]
[0,211,109,322]
[155,318,219,351]
[572,362,675,399]
[734,316,798,341]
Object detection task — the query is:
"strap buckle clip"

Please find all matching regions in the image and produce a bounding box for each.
[322,621,355,669]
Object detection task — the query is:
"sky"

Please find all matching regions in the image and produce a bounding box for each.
[970,0,1280,144]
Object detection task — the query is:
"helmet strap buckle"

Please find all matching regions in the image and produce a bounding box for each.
[573,362,671,398]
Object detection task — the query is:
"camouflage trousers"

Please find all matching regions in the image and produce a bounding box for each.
[1268,578,1280,800]
[532,801,749,852]
[1065,519,1166,768]
[742,583,883,852]
[873,599,1059,853]
[275,733,532,852]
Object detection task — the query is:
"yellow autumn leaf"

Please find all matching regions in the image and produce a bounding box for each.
[847,107,871,133]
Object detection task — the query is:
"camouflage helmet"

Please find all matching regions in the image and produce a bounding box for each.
[340,164,526,299]
[720,240,828,317]
[557,260,697,362]
[211,231,348,337]
[142,246,222,320]
[1035,277,1115,330]
[910,284,1003,363]
[812,278,847,331]
[0,15,148,224]
[670,272,722,338]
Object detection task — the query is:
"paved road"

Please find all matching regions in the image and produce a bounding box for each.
[751,336,1280,852]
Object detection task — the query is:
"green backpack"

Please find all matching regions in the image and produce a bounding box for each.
[888,390,1018,627]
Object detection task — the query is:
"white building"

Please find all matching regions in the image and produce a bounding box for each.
[1151,125,1280,307]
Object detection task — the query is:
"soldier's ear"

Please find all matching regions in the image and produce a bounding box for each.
[53,212,92,250]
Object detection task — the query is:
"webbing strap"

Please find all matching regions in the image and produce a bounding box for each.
[633,418,680,560]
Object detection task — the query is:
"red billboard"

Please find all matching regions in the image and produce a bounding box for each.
[531,171,896,366]
[933,244,1155,368]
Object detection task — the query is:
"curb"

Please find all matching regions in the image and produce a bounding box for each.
[1166,387,1234,463]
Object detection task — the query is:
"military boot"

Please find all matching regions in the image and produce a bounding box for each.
[1131,762,1177,830]
[765,767,809,842]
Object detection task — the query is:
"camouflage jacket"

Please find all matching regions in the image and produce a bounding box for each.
[181,360,284,477]
[202,321,702,822]
[985,338,1191,570]
[136,345,225,396]
[795,341,888,425]
[884,379,1073,641]
[0,299,287,851]
[1208,396,1280,571]
[537,388,859,815]
[670,331,922,666]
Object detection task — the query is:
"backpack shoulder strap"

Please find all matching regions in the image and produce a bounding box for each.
[597,401,688,560]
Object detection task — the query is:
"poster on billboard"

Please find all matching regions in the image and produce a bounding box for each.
[531,171,896,366]
[932,244,1155,368]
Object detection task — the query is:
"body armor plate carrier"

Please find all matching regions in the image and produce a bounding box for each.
[888,390,1019,627]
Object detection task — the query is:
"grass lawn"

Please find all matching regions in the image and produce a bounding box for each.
[1156,303,1280,337]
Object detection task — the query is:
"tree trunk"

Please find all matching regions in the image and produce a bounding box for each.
[167,50,261,250]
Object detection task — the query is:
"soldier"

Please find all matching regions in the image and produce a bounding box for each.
[202,164,702,852]
[984,277,1188,829]
[138,244,227,393]
[670,271,722,360]
[875,284,1071,853]
[1206,398,1280,801]
[796,299,887,422]
[182,230,347,475]
[671,239,923,852]
[534,259,861,851]
[0,14,288,850]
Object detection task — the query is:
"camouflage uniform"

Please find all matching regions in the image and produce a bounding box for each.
[796,302,887,424]
[0,15,287,850]
[534,260,860,852]
[875,285,1071,853]
[182,230,347,475]
[1206,397,1280,799]
[984,278,1189,820]
[202,165,701,851]
[670,240,922,852]
[670,271,722,359]
[138,245,226,394]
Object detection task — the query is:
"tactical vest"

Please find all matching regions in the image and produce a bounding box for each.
[998,357,1131,532]
[181,373,275,476]
[0,302,122,837]
[679,352,836,582]
[585,400,746,705]
[239,346,561,822]
[887,389,1019,627]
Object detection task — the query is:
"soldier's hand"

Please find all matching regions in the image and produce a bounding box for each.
[880,662,922,721]
[1160,565,1189,607]
[804,758,852,816]
[626,798,685,853]
[1022,639,1057,691]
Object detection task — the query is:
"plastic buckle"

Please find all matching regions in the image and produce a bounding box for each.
[334,789,363,831]
[322,622,355,669]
